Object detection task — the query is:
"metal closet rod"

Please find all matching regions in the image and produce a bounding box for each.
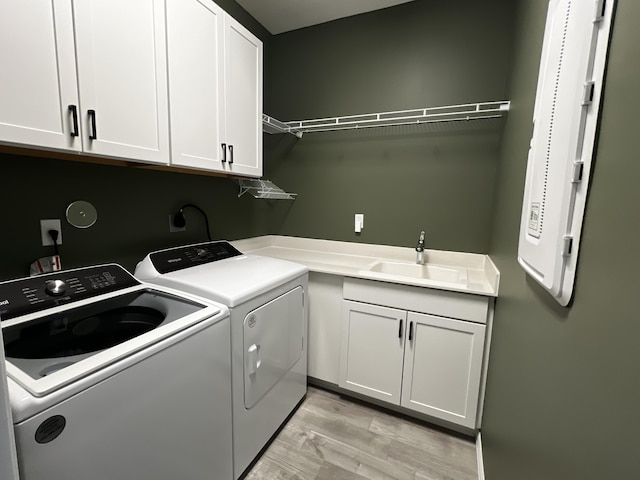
[284,100,511,134]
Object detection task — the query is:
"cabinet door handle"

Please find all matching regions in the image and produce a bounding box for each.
[398,319,403,339]
[409,321,414,341]
[88,109,97,140]
[221,143,227,162]
[228,144,234,164]
[68,105,79,137]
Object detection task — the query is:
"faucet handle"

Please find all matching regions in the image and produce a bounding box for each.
[416,230,425,252]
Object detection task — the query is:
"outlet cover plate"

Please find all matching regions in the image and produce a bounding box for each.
[41,219,62,246]
[169,215,186,232]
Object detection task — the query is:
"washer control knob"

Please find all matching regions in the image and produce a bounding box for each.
[45,279,67,297]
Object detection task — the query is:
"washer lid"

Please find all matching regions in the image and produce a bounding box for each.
[137,251,308,307]
[2,286,220,397]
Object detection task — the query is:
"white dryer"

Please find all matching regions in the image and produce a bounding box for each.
[0,264,233,480]
[135,241,308,479]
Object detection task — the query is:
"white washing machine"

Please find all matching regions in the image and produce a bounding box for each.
[135,241,308,479]
[0,264,233,480]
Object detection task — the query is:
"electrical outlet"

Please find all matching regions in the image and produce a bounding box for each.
[41,219,62,246]
[169,215,186,232]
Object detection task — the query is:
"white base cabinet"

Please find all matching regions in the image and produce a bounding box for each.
[400,312,485,428]
[340,278,489,430]
[307,273,344,384]
[340,301,406,404]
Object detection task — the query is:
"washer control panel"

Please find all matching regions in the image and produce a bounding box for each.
[149,241,242,274]
[0,264,139,321]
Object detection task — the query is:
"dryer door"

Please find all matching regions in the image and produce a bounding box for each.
[243,286,303,409]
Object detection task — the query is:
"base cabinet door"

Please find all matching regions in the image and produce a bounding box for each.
[401,312,485,429]
[0,0,80,152]
[339,301,407,404]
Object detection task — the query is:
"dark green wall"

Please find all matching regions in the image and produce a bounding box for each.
[264,0,516,252]
[1,0,517,280]
[483,1,640,479]
[1,156,273,280]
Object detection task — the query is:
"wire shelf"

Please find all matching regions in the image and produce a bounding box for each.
[284,100,510,134]
[237,178,297,200]
[262,114,303,138]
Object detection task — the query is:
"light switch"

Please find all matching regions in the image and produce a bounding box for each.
[355,214,364,233]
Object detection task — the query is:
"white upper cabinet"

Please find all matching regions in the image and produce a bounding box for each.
[166,0,226,171]
[0,0,81,151]
[223,15,263,177]
[73,0,170,164]
[1,0,261,174]
[166,2,263,177]
[0,0,169,164]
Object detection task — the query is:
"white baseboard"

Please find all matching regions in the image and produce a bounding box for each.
[476,432,485,480]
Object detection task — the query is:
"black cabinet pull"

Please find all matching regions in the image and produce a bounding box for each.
[228,144,234,164]
[88,109,97,140]
[398,319,403,339]
[409,321,414,341]
[221,143,227,162]
[68,105,79,137]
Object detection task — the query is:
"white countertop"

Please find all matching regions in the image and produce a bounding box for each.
[231,236,499,297]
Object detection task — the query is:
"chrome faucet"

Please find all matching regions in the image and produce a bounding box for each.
[415,230,425,265]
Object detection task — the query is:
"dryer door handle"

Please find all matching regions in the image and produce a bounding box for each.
[247,344,261,376]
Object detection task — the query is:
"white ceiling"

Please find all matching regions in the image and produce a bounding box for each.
[235,0,416,35]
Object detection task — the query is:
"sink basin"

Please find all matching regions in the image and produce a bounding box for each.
[363,260,469,286]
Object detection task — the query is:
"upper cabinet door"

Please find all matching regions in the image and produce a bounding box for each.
[166,0,225,171]
[0,0,81,151]
[223,15,263,177]
[73,0,169,164]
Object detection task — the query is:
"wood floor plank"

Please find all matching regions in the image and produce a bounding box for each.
[369,414,476,464]
[287,408,393,458]
[303,390,375,430]
[383,438,477,480]
[315,462,371,480]
[243,387,478,480]
[245,439,323,480]
[303,428,415,480]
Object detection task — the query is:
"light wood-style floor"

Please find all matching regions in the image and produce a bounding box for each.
[244,387,478,480]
